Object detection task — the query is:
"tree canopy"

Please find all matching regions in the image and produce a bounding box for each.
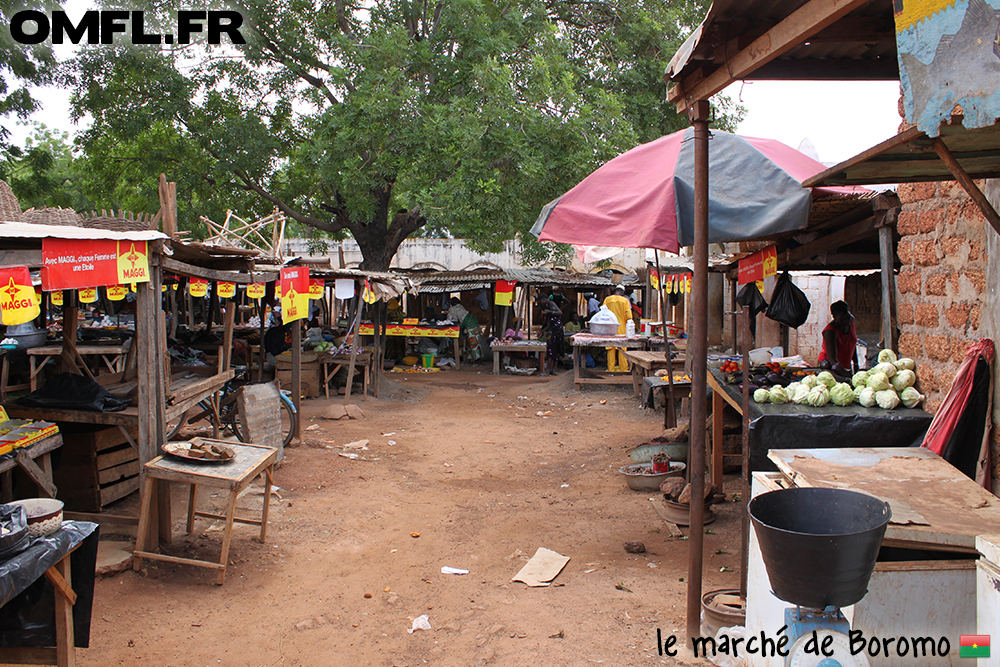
[70,0,736,269]
[1,2,60,150]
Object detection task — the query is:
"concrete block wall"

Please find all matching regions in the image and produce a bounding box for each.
[785,275,845,364]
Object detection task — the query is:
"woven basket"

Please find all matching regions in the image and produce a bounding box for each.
[78,211,157,232]
[0,181,23,223]
[21,207,83,226]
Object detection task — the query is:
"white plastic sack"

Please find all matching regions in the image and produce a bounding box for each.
[590,304,619,325]
[708,626,749,667]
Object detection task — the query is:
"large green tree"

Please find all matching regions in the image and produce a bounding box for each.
[71,0,730,269]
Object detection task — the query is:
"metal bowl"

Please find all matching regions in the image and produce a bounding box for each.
[6,329,47,349]
[619,462,686,491]
[8,498,64,537]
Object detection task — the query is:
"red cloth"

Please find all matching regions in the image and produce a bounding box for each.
[922,339,994,488]
[817,319,857,368]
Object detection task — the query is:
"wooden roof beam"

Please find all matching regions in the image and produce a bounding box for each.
[667,0,871,112]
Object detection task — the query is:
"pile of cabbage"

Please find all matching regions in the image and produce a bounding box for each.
[753,349,925,409]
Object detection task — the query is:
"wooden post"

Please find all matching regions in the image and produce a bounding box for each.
[343,297,365,405]
[878,225,898,352]
[739,305,752,599]
[290,322,301,442]
[136,259,169,548]
[222,299,236,370]
[933,138,1000,236]
[168,283,179,340]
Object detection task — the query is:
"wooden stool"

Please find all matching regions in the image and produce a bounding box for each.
[132,440,278,585]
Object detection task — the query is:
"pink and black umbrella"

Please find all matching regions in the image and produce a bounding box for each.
[531,127,862,253]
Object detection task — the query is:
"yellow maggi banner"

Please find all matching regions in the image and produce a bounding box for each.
[280,267,309,324]
[116,241,149,284]
[188,278,208,297]
[79,287,97,304]
[308,279,324,300]
[217,282,236,299]
[0,267,40,325]
[247,283,266,299]
[50,290,63,306]
[106,285,126,301]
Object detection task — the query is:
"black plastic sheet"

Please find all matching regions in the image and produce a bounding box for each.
[16,372,129,412]
[710,370,934,472]
[0,521,99,648]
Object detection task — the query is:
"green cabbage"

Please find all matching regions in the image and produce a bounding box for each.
[807,385,830,407]
[872,362,897,378]
[866,371,891,391]
[816,371,837,388]
[876,389,901,410]
[800,375,819,389]
[853,385,866,401]
[753,388,770,403]
[852,371,869,388]
[830,383,855,406]
[894,357,916,371]
[900,386,925,408]
[858,387,877,408]
[891,369,917,392]
[878,349,898,364]
[768,386,789,404]
[792,384,812,404]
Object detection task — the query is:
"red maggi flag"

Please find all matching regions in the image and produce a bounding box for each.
[495,280,516,306]
[649,269,659,291]
[0,267,40,325]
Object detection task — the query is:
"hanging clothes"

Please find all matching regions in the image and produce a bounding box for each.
[922,338,994,488]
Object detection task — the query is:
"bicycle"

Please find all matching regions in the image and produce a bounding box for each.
[166,366,298,448]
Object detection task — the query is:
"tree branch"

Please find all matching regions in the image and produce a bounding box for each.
[258,34,339,106]
[233,169,344,234]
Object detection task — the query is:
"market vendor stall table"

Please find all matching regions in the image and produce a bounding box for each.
[319,351,371,398]
[359,323,461,369]
[706,367,933,489]
[490,340,546,375]
[622,350,682,398]
[0,433,63,501]
[0,521,99,667]
[133,440,277,585]
[569,333,645,390]
[27,346,127,391]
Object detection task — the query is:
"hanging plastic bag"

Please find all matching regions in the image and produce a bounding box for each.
[736,282,768,342]
[765,272,811,329]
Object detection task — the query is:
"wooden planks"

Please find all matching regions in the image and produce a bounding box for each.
[768,447,1000,553]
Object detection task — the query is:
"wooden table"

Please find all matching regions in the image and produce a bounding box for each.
[706,367,933,490]
[1,350,30,400]
[133,440,278,585]
[768,447,1000,553]
[27,345,127,390]
[622,350,679,398]
[0,522,98,667]
[490,341,546,375]
[569,333,645,390]
[0,433,63,502]
[319,352,371,397]
[359,323,462,369]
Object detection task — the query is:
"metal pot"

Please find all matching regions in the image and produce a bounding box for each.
[4,323,47,349]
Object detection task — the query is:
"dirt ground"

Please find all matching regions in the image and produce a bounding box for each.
[75,366,742,666]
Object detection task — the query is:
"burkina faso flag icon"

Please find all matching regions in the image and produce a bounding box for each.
[960,635,989,658]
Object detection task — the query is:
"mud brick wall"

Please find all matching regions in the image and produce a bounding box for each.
[894,180,997,491]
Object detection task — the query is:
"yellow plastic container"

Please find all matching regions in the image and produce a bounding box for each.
[403,356,419,366]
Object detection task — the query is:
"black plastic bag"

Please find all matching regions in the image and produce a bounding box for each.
[766,272,811,329]
[736,282,768,342]
[16,373,130,412]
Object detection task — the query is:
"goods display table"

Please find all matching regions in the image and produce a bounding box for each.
[621,350,682,398]
[569,333,645,390]
[359,323,462,369]
[27,346,127,390]
[490,340,546,375]
[319,351,371,398]
[0,433,63,501]
[133,440,278,585]
[0,521,99,667]
[706,367,933,488]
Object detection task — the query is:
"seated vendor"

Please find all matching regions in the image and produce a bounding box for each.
[817,300,858,375]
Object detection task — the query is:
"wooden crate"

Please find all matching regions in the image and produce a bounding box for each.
[54,425,140,512]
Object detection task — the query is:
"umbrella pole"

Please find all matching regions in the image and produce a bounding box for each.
[686,100,711,643]
[654,252,675,428]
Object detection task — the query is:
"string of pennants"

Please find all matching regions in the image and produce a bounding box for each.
[648,270,692,294]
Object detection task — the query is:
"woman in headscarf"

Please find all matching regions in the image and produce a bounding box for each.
[448,297,483,363]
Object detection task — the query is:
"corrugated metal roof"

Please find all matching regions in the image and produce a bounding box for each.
[0,221,168,241]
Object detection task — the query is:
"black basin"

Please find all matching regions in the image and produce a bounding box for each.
[749,487,891,609]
